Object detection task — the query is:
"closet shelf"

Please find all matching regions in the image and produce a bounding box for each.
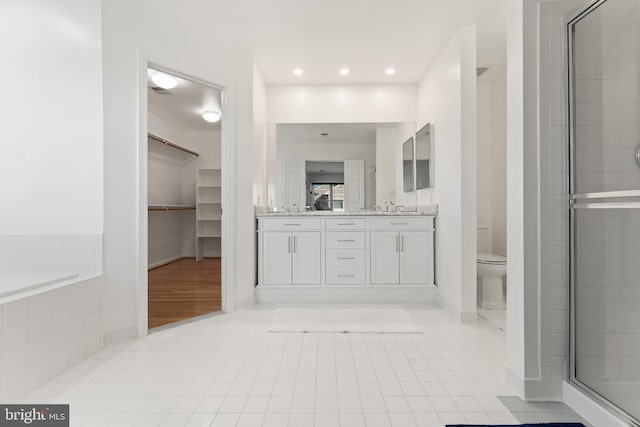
[148,133,199,159]
[148,204,196,211]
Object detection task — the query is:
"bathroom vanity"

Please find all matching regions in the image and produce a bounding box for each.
[255,211,436,303]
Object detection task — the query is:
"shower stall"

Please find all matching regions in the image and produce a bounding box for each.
[568,0,640,424]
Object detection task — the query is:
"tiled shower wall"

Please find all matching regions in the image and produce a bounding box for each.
[0,234,103,276]
[539,0,583,386]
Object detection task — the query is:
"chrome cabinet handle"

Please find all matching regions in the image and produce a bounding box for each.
[338,274,355,278]
[338,223,355,226]
[337,257,355,260]
[391,222,408,225]
[284,223,301,226]
[337,239,355,242]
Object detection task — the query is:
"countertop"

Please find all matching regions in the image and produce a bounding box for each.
[255,206,437,217]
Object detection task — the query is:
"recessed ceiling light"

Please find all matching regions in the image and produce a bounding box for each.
[385,68,396,76]
[293,68,303,76]
[151,72,178,89]
[339,68,350,76]
[202,111,221,123]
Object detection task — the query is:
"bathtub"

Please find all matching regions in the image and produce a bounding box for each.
[0,273,104,401]
[0,273,78,299]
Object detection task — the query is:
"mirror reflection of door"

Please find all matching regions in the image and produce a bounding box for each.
[415,123,432,190]
[403,137,415,192]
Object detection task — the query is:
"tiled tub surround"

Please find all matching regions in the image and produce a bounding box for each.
[0,234,103,276]
[0,274,104,401]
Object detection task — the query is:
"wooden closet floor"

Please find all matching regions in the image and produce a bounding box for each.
[148,257,221,329]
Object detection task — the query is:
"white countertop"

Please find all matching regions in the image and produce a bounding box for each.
[255,205,437,217]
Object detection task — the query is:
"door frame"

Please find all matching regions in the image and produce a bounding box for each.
[136,52,236,337]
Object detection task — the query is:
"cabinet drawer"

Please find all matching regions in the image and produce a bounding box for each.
[369,217,432,230]
[326,268,365,285]
[325,218,366,230]
[260,218,321,230]
[326,232,365,249]
[326,250,365,268]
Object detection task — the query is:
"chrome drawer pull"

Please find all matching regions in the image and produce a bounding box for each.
[391,222,409,225]
[337,257,355,260]
[337,223,355,225]
[338,274,355,278]
[337,239,355,242]
[284,223,301,226]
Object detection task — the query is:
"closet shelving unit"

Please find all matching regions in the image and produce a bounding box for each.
[196,169,222,261]
[147,133,199,213]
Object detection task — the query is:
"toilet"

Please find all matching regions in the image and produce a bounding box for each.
[477,225,507,309]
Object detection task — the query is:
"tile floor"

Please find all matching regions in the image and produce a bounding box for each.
[14,304,546,426]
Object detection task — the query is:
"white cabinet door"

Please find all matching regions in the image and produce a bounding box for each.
[291,232,321,285]
[370,231,399,284]
[286,160,306,208]
[263,232,292,285]
[344,160,365,211]
[399,231,431,284]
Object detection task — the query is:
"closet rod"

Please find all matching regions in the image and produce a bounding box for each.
[148,205,196,211]
[148,133,200,157]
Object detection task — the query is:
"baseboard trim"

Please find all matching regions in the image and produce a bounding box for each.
[256,285,437,305]
[563,381,629,427]
[103,325,138,345]
[148,255,186,270]
[435,294,477,324]
[235,295,256,309]
[506,366,563,401]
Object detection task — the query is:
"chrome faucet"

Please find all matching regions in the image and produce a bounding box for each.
[291,202,299,212]
[395,205,404,212]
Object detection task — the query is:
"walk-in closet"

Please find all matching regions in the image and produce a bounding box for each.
[147,67,222,329]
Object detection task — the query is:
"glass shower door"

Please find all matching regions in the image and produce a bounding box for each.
[569,0,640,424]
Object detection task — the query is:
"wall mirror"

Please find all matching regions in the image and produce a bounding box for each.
[402,137,414,192]
[415,123,432,189]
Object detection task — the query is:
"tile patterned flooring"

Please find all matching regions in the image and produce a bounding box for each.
[14,304,565,426]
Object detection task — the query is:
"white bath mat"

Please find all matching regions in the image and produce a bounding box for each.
[269,304,422,333]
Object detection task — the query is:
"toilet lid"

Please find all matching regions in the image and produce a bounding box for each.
[477,252,507,265]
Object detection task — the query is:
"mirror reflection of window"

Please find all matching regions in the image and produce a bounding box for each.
[312,183,345,211]
[415,123,432,190]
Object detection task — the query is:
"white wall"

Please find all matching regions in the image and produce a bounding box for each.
[477,84,493,242]
[102,0,254,340]
[492,73,507,257]
[0,0,103,235]
[267,85,417,123]
[415,26,477,319]
[276,142,376,209]
[477,76,508,258]
[253,64,268,207]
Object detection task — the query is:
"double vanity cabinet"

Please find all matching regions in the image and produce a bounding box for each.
[256,213,436,302]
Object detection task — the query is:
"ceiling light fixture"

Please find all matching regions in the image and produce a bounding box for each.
[339,68,350,76]
[293,68,303,76]
[202,111,221,123]
[151,72,178,89]
[385,68,396,76]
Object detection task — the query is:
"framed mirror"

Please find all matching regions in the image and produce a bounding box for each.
[402,137,414,192]
[415,123,432,189]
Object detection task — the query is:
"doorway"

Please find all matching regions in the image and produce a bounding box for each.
[145,65,224,329]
